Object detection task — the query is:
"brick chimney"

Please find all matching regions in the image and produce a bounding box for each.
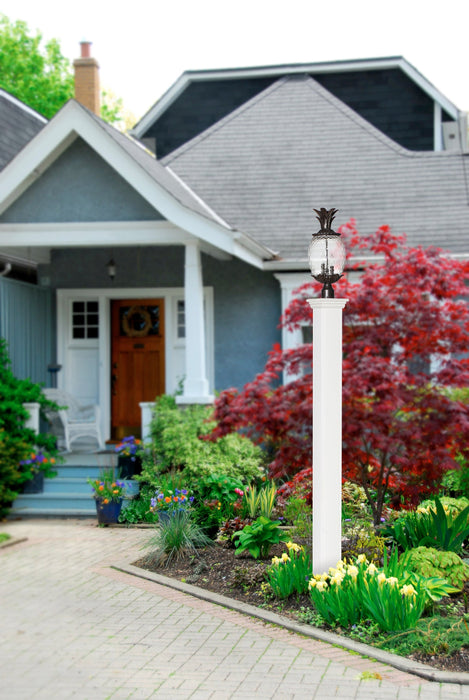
[73,41,100,115]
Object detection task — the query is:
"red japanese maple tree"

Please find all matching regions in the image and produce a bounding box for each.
[209,222,469,524]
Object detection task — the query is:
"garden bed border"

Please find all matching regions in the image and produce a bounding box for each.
[113,559,469,685]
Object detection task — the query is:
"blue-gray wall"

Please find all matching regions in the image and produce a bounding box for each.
[39,246,281,391]
[0,137,163,223]
[0,277,54,384]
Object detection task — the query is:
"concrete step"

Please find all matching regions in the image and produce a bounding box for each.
[10,450,131,517]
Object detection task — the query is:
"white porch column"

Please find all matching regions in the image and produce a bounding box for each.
[307,298,348,574]
[177,241,214,405]
[23,402,40,434]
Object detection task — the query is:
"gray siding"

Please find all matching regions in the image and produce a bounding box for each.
[0,137,164,224]
[0,277,54,384]
[39,247,281,391]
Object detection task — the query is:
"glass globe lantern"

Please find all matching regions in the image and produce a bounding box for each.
[308,207,346,298]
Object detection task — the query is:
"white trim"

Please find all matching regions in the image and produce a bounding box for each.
[133,56,460,138]
[434,103,443,151]
[56,286,214,441]
[0,100,272,269]
[274,273,311,383]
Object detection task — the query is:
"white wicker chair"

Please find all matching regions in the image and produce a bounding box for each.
[43,388,104,453]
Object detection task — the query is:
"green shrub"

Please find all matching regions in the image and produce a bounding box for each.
[402,546,469,591]
[140,395,263,486]
[233,516,288,559]
[0,340,60,516]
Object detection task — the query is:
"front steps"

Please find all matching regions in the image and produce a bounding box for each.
[10,450,120,518]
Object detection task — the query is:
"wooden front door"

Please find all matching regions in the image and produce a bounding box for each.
[111,299,165,440]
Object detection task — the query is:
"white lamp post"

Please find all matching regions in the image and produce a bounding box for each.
[307,208,348,574]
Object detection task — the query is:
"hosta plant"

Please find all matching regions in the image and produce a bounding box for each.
[266,541,312,598]
[232,516,288,559]
[402,546,469,591]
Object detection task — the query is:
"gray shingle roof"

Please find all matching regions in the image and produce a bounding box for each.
[80,103,234,229]
[162,75,469,262]
[0,90,46,171]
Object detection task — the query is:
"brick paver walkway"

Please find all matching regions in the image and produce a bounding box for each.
[0,519,468,699]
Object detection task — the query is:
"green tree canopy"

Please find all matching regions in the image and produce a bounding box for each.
[0,14,132,127]
[0,14,74,119]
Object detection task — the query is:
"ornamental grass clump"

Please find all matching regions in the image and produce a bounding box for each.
[266,541,312,599]
[145,510,212,567]
[308,555,427,631]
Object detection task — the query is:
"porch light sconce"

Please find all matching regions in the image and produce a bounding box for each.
[106,258,116,282]
[308,208,346,298]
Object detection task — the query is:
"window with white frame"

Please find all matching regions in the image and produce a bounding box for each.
[71,300,99,339]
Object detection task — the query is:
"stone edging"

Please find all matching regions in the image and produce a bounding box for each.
[113,560,469,686]
[0,536,28,550]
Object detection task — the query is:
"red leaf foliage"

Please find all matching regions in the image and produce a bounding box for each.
[208,222,469,523]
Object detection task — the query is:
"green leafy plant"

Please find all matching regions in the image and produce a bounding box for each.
[382,497,469,553]
[242,484,261,519]
[402,546,469,591]
[266,542,312,598]
[258,481,277,519]
[232,516,288,559]
[216,516,253,548]
[118,494,160,524]
[140,395,263,487]
[0,340,60,516]
[145,510,212,567]
[197,472,244,505]
[283,495,311,538]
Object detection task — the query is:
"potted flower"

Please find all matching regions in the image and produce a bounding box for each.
[150,487,194,524]
[88,469,125,525]
[20,451,57,493]
[115,436,143,479]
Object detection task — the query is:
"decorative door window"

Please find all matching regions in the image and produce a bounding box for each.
[72,301,99,339]
[119,304,161,338]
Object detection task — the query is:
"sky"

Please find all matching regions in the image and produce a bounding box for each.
[1,0,469,122]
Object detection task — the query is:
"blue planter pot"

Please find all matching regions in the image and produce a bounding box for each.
[95,498,123,525]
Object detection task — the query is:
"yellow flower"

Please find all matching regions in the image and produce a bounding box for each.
[386,576,399,587]
[377,572,387,584]
[329,567,337,576]
[286,541,301,553]
[366,563,377,575]
[336,560,345,571]
[271,556,280,566]
[316,580,328,592]
[401,584,417,597]
[347,565,359,578]
[308,578,317,589]
[330,572,345,586]
[281,553,290,563]
[357,554,368,564]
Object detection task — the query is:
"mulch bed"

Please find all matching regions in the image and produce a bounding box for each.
[134,541,469,674]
